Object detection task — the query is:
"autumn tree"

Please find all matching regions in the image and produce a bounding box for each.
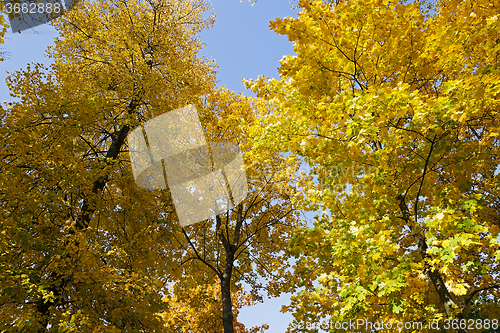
[157,277,267,333]
[161,87,304,333]
[0,0,221,330]
[245,0,500,331]
[1,0,305,331]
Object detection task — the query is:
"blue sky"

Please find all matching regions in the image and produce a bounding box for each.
[1,0,302,331]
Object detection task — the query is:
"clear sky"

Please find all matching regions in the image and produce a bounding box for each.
[1,0,302,331]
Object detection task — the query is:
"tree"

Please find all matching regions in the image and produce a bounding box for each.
[157,277,266,333]
[0,0,219,330]
[1,0,305,331]
[166,87,304,333]
[245,0,500,331]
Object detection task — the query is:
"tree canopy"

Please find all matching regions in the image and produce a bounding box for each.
[245,0,500,331]
[2,0,500,331]
[0,0,304,332]
[1,0,218,330]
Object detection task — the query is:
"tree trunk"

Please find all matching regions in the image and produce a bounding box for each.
[221,249,235,333]
[216,204,244,333]
[35,95,139,330]
[217,204,244,333]
[397,195,469,333]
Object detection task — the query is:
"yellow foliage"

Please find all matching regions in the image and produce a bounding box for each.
[157,280,268,333]
[246,0,500,330]
[0,0,219,330]
[0,11,6,61]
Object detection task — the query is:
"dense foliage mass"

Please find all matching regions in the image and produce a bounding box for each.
[0,0,217,330]
[0,0,305,331]
[2,0,500,332]
[246,0,500,331]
